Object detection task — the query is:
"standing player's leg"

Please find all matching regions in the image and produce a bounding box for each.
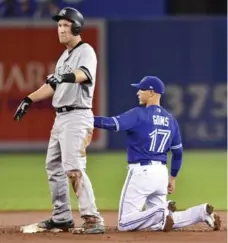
[38,121,74,231]
[118,163,173,232]
[60,111,104,234]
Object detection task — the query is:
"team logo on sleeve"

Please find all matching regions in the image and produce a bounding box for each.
[57,64,73,76]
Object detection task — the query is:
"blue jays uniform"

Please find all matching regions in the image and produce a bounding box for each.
[94,76,183,231]
[94,76,221,232]
[111,106,182,174]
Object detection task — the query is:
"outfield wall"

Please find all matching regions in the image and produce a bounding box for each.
[0,17,226,151]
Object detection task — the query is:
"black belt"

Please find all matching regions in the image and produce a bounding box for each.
[55,106,91,113]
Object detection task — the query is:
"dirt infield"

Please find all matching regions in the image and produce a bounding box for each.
[0,211,226,243]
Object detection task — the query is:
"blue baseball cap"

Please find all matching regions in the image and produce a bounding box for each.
[131,76,165,94]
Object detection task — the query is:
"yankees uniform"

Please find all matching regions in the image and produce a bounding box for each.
[46,41,103,222]
[94,76,221,232]
[14,7,105,234]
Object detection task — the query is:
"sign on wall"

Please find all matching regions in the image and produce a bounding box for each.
[0,20,107,151]
[162,83,227,148]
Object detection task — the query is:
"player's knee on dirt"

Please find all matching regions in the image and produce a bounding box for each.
[117,217,129,232]
[67,170,82,195]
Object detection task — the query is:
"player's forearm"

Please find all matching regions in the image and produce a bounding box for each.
[169,176,176,181]
[74,69,91,83]
[61,69,91,84]
[94,116,117,131]
[28,84,54,102]
[170,147,183,177]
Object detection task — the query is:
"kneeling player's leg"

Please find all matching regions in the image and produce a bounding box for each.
[145,191,176,215]
[144,164,169,210]
[172,203,221,230]
[118,165,169,231]
[145,194,168,210]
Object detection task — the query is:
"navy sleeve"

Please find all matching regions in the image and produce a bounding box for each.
[112,108,139,131]
[170,119,183,177]
[171,119,182,150]
[94,108,139,132]
[94,116,117,131]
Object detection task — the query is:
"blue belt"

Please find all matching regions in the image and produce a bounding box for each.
[139,161,153,166]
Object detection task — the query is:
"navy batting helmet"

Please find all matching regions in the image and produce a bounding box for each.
[52,7,84,36]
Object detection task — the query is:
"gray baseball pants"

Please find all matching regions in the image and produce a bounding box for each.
[45,109,102,223]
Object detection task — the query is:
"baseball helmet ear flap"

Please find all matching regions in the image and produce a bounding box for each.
[71,22,81,36]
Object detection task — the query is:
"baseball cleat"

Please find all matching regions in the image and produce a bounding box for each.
[37,218,75,232]
[71,216,105,234]
[163,215,174,232]
[83,224,105,234]
[204,204,221,231]
[71,224,105,234]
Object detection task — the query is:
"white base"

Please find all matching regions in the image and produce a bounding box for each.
[20,223,63,234]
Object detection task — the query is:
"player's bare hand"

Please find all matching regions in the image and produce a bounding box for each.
[14,97,33,121]
[168,176,176,194]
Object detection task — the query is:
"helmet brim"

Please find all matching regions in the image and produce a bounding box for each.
[52,15,74,23]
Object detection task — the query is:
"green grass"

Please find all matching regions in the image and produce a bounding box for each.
[0,151,226,210]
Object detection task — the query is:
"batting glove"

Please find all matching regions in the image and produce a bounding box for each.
[14,97,33,121]
[46,74,62,85]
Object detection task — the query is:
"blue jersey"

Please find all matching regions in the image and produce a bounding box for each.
[111,105,182,164]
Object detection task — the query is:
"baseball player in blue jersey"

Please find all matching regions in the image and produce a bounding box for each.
[94,76,221,232]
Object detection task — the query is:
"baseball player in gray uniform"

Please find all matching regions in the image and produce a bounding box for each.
[14,7,104,234]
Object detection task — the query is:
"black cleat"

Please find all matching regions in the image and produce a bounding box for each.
[37,218,74,232]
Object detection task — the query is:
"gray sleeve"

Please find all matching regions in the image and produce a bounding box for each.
[78,46,97,85]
